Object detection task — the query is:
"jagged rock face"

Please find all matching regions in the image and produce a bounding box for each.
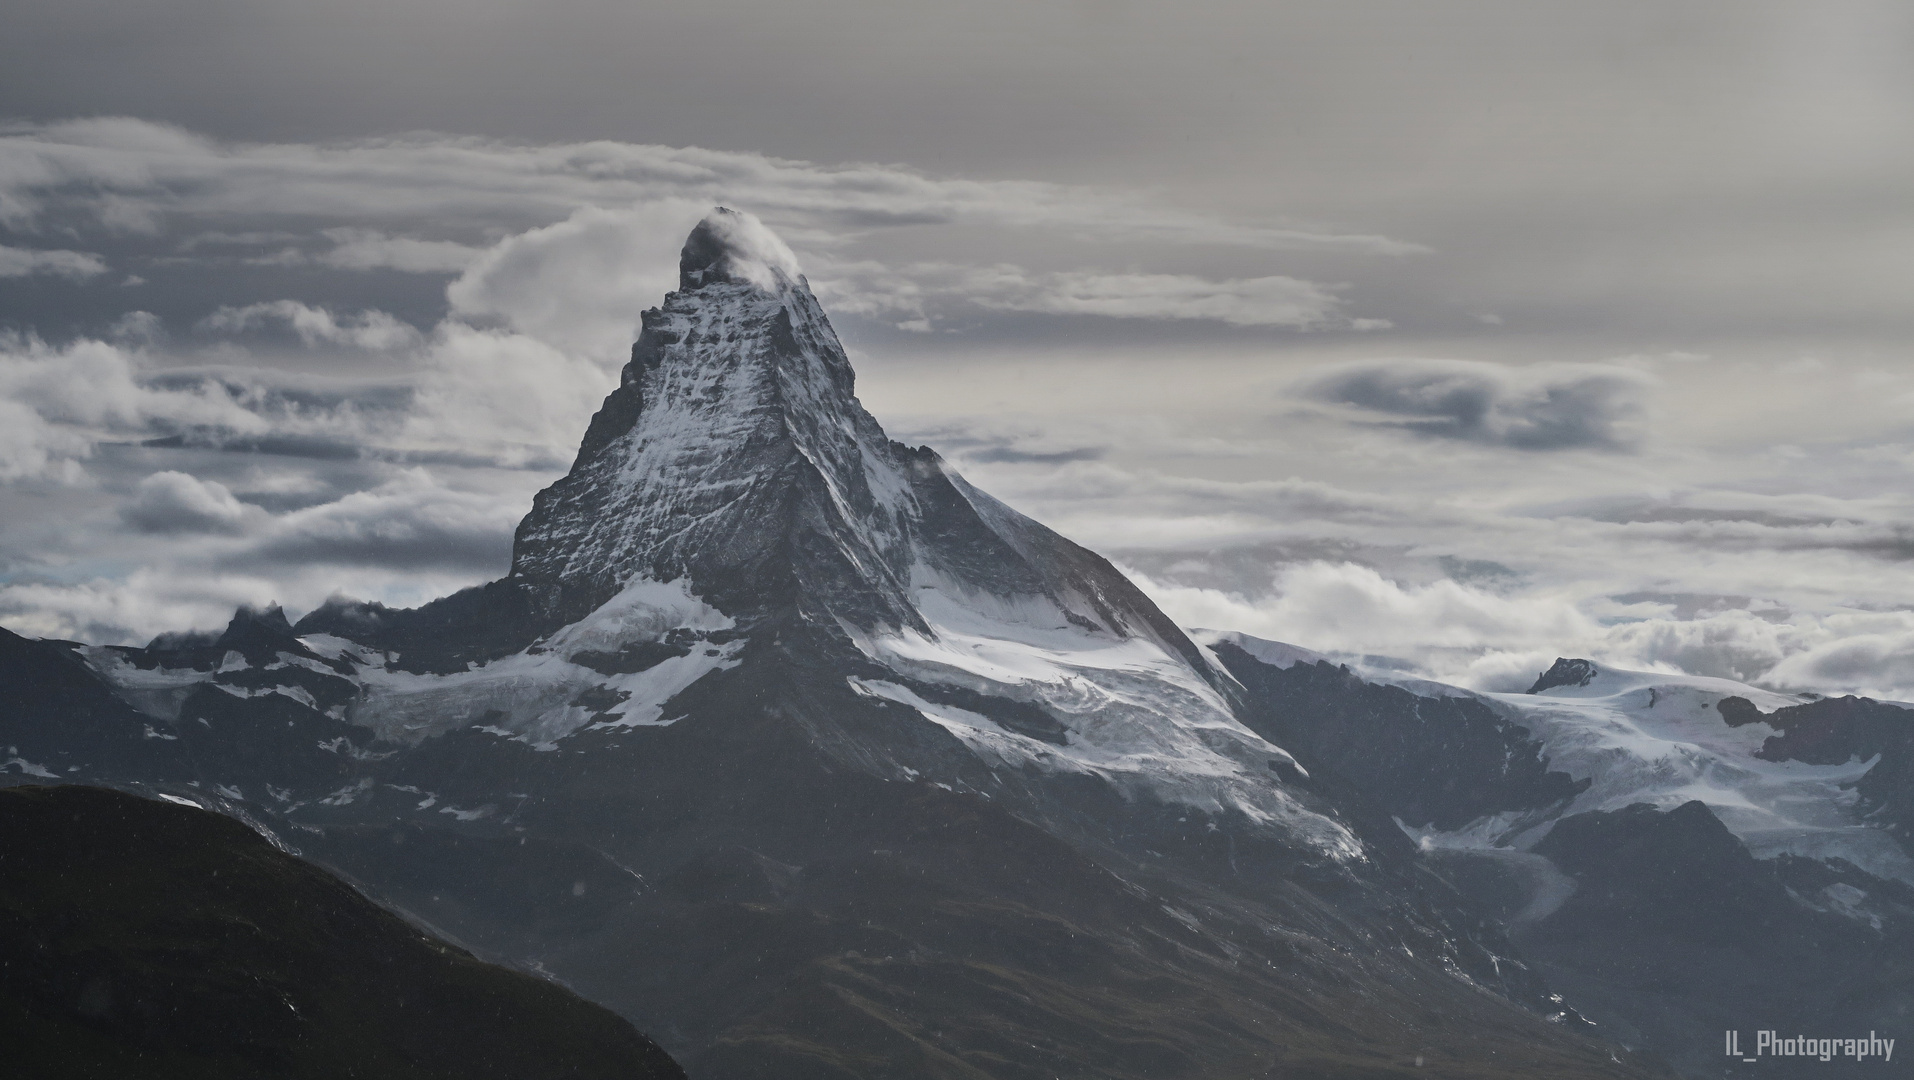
[510,209,913,629]
[1740,694,1912,765]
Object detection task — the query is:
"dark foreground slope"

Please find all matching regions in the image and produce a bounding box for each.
[0,784,685,1080]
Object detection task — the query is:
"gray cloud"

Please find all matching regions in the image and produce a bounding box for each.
[0,456,533,644]
[962,446,1107,465]
[142,433,371,463]
[7,2,1914,352]
[105,310,163,344]
[887,421,1110,468]
[315,229,485,273]
[977,271,1365,330]
[812,260,1376,332]
[0,119,1414,257]
[0,334,275,480]
[0,245,108,279]
[119,470,252,534]
[202,300,423,351]
[879,399,1914,695]
[228,477,517,573]
[1299,359,1653,451]
[1766,629,1914,698]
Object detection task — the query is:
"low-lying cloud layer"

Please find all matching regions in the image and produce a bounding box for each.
[1131,557,1914,701]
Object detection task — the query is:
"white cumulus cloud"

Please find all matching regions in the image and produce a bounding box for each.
[402,323,618,470]
[0,334,270,479]
[446,202,707,361]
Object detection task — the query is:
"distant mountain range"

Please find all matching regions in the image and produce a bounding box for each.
[4,208,1908,1079]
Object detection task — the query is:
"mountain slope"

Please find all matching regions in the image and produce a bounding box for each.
[1204,634,1914,1079]
[0,784,685,1080]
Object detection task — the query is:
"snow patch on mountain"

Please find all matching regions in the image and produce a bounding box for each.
[851,568,1360,860]
[350,577,743,745]
[4,755,58,779]
[1193,631,1329,672]
[1202,630,1912,881]
[81,646,215,721]
[1486,667,1914,882]
[214,681,320,710]
[1193,629,1478,699]
[544,577,734,652]
[593,647,746,730]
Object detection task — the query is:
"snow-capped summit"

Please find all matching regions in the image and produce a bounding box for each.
[676,206,803,292]
[508,205,905,628]
[510,209,1213,664]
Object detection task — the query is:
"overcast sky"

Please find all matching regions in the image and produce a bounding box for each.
[5,0,1914,697]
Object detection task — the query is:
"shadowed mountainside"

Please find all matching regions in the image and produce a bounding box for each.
[0,784,686,1080]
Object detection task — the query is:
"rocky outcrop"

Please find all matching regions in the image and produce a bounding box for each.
[1528,657,1600,693]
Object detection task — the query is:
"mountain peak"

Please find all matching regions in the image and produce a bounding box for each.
[678,206,802,292]
[509,212,1217,679]
[509,224,888,627]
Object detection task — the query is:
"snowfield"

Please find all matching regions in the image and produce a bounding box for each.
[1201,629,1914,884]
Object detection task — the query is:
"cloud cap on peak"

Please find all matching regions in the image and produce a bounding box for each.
[679,207,802,293]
